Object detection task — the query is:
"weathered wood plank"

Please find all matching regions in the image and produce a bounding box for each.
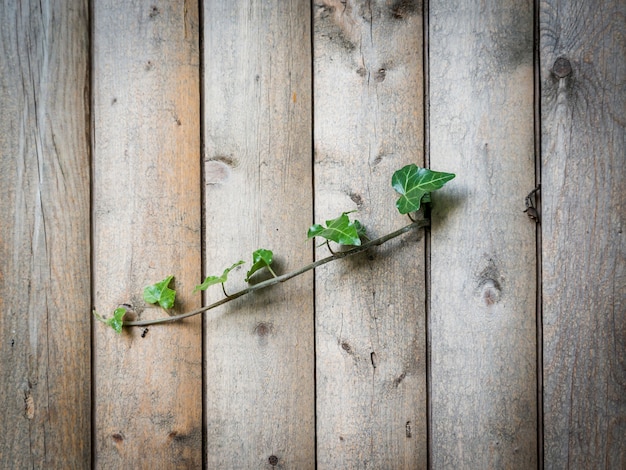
[0,1,91,468]
[92,2,202,468]
[428,1,538,467]
[202,1,314,467]
[313,1,427,467]
[540,1,626,467]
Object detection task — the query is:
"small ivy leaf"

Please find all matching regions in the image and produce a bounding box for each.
[93,307,126,334]
[307,211,362,246]
[109,307,127,334]
[143,275,176,309]
[245,249,274,282]
[392,164,455,214]
[352,219,367,240]
[194,260,245,292]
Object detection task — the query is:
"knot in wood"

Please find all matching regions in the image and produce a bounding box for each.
[553,57,572,78]
[475,258,504,307]
[205,157,235,185]
[481,279,501,306]
[254,322,272,337]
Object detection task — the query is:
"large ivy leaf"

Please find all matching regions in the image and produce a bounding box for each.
[307,211,363,246]
[143,275,176,309]
[93,307,126,334]
[245,249,275,282]
[194,260,245,292]
[392,164,456,214]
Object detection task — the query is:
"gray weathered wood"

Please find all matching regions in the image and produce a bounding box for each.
[313,1,427,467]
[202,1,315,467]
[0,1,91,468]
[92,2,202,468]
[540,1,626,467]
[429,1,538,467]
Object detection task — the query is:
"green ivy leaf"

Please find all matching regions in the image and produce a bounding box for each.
[353,219,367,240]
[109,307,127,334]
[93,307,126,334]
[307,211,363,246]
[194,260,245,292]
[392,164,455,214]
[245,249,274,282]
[143,275,176,309]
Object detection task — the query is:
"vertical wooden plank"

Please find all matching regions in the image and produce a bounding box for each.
[429,0,537,467]
[92,1,202,468]
[313,1,427,467]
[540,1,626,467]
[203,1,314,467]
[0,2,91,468]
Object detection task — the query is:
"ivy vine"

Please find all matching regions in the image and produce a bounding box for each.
[93,164,455,333]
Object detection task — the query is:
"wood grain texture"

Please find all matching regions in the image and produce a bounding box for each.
[428,1,538,467]
[313,1,427,467]
[0,1,91,468]
[202,1,314,467]
[540,1,626,467]
[92,1,202,468]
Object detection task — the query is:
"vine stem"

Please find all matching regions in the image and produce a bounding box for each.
[124,219,429,327]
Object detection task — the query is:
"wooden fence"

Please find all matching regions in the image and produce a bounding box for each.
[1,0,624,468]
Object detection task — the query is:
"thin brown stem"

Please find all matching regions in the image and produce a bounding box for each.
[124,219,429,327]
[221,283,230,298]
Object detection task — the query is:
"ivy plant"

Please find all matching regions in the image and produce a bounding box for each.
[245,249,276,282]
[143,275,176,309]
[307,211,365,247]
[194,260,245,293]
[93,307,127,334]
[93,164,455,332]
[392,164,455,214]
